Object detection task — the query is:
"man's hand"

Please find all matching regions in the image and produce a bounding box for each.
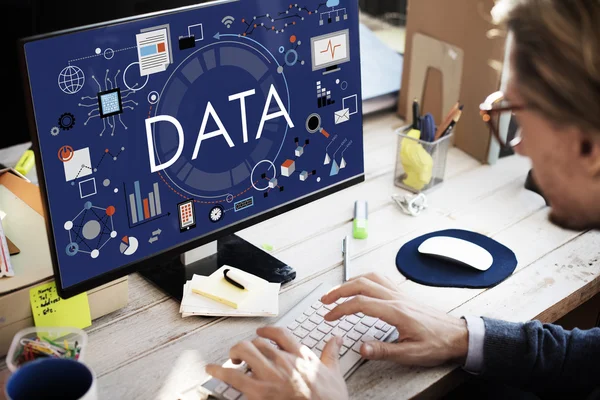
[321,273,469,367]
[205,326,349,400]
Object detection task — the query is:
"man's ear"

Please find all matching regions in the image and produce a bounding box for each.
[580,134,600,177]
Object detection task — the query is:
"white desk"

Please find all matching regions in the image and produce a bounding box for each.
[1,111,599,399]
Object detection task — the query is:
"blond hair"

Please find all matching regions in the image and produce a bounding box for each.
[492,0,600,133]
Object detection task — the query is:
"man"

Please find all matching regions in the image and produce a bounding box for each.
[206,0,600,398]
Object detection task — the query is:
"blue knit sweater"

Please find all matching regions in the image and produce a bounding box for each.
[481,318,600,399]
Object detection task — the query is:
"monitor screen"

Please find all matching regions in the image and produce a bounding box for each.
[20,0,364,297]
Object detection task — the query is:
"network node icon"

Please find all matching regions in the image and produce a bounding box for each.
[64,201,116,258]
[268,178,278,188]
[295,146,304,157]
[299,171,309,181]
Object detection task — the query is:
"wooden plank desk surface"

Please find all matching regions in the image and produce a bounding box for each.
[1,110,599,399]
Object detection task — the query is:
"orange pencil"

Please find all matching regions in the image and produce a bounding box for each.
[434,102,461,141]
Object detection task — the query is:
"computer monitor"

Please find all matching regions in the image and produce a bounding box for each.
[19,0,365,300]
[311,29,351,75]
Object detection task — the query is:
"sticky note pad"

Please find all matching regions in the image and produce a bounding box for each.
[29,281,92,329]
[191,267,257,309]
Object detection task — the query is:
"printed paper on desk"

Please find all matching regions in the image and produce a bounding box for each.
[181,271,280,317]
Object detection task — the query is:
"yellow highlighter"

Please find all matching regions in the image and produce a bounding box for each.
[15,146,35,176]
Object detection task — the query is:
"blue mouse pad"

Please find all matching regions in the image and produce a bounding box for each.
[396,229,518,288]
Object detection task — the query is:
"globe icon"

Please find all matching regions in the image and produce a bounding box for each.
[58,65,85,95]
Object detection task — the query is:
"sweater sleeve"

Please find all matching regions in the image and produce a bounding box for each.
[481,317,600,396]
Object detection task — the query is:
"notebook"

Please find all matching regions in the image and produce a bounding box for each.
[179,266,280,317]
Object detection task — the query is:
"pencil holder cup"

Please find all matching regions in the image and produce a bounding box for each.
[393,127,454,193]
[6,326,88,372]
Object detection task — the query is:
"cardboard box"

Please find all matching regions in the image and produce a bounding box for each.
[0,169,128,356]
[398,0,507,163]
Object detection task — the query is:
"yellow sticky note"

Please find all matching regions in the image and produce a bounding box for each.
[29,281,92,329]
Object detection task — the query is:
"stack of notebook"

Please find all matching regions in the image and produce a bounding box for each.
[179,265,280,317]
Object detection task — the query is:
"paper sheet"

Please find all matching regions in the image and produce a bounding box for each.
[359,23,404,100]
[180,273,280,317]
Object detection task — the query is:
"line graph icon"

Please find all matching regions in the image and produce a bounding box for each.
[311,29,350,75]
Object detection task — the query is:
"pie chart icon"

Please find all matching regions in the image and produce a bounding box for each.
[120,236,139,256]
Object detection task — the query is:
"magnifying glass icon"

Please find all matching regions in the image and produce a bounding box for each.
[306,113,330,138]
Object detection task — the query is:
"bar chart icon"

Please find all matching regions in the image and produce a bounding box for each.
[129,181,163,225]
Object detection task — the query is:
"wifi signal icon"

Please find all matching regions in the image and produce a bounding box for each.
[221,15,235,28]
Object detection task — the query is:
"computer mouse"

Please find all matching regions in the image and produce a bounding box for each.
[417,236,493,271]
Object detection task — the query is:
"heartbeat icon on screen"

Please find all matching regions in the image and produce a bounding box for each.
[320,40,342,59]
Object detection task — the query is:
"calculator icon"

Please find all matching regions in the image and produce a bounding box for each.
[178,200,196,232]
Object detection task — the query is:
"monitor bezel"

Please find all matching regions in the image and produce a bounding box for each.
[18,0,364,299]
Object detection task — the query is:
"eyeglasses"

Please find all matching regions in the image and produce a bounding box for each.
[479,91,525,149]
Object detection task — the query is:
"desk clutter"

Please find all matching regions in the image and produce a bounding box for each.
[180,266,280,317]
[394,101,463,193]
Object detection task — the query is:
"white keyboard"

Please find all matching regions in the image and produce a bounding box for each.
[201,283,396,400]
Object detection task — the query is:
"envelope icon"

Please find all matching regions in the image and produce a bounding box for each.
[335,108,350,124]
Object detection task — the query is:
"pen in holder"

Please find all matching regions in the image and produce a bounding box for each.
[393,126,454,193]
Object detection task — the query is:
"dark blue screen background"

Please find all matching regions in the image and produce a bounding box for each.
[23,0,364,290]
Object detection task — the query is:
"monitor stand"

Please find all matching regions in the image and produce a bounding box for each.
[138,234,296,301]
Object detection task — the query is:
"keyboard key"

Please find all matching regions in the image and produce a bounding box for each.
[339,345,349,356]
[309,330,326,341]
[324,318,340,327]
[335,297,347,305]
[223,387,241,400]
[347,330,362,341]
[343,337,355,348]
[287,322,299,331]
[301,337,318,349]
[317,323,332,334]
[311,301,322,309]
[323,333,333,343]
[214,382,229,394]
[309,314,324,325]
[381,323,392,332]
[303,308,316,317]
[375,331,384,340]
[354,324,368,334]
[375,321,385,330]
[293,327,310,339]
[316,341,326,351]
[355,312,365,318]
[345,315,360,325]
[316,308,329,317]
[301,321,317,332]
[331,327,345,337]
[352,341,363,354]
[361,335,376,343]
[338,321,353,331]
[313,349,322,358]
[361,317,378,327]
[323,303,336,310]
[296,314,308,324]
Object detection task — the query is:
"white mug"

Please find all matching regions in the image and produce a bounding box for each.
[5,358,97,400]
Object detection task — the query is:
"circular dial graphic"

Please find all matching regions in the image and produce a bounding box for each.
[151,39,290,203]
[209,205,224,223]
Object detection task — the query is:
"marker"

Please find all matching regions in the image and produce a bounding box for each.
[223,268,252,290]
[353,200,368,239]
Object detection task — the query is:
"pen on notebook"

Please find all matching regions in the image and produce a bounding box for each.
[223,268,246,290]
[342,236,350,282]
